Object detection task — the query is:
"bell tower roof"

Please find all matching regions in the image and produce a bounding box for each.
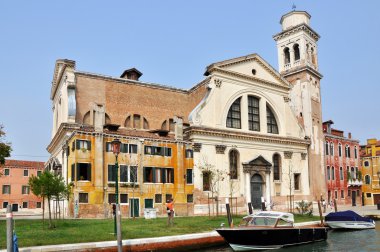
[280,11,311,31]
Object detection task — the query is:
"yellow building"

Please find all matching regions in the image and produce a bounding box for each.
[65,124,194,218]
[361,138,380,205]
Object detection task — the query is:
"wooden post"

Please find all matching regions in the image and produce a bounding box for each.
[334,198,338,212]
[225,198,233,227]
[6,205,13,252]
[248,202,253,214]
[317,200,324,226]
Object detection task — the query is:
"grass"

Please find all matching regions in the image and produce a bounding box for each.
[0,214,320,249]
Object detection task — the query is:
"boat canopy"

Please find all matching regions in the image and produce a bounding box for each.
[325,210,373,223]
[243,211,294,223]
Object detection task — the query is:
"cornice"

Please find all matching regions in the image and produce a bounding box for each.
[281,65,323,79]
[185,126,310,148]
[47,123,81,153]
[209,68,290,92]
[324,134,360,144]
[273,23,320,41]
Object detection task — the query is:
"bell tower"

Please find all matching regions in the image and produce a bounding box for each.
[274,11,326,200]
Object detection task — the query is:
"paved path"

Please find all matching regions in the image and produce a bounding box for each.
[313,204,380,218]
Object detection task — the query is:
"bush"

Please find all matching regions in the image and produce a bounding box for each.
[295,200,313,216]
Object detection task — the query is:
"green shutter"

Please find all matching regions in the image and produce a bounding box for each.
[76,140,80,149]
[152,168,156,183]
[88,163,92,181]
[143,167,146,182]
[71,164,75,181]
[72,141,75,151]
[162,169,166,183]
[87,141,91,150]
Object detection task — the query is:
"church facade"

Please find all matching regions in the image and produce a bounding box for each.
[46,10,326,217]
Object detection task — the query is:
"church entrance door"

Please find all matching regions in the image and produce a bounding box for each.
[251,174,263,209]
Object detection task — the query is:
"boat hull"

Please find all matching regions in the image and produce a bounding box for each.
[326,221,375,230]
[216,227,328,251]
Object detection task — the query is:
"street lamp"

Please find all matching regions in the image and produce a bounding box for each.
[111,138,122,252]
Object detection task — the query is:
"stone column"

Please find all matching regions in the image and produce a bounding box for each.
[246,172,251,204]
[265,172,271,210]
[289,48,295,67]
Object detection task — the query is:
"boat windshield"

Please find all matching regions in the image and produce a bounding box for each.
[247,217,277,226]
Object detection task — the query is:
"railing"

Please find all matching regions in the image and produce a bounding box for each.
[284,63,291,70]
[347,179,362,186]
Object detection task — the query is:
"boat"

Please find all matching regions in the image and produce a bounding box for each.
[216,211,328,251]
[325,210,375,230]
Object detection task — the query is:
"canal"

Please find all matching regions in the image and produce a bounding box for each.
[198,221,380,251]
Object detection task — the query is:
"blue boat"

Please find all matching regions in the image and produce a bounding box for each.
[325,210,375,230]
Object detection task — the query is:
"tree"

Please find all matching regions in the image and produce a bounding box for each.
[29,171,70,228]
[0,124,12,165]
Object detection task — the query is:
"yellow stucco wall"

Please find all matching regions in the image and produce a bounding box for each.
[361,139,380,205]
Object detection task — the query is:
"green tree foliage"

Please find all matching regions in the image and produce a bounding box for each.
[0,124,12,165]
[295,200,313,216]
[29,171,71,229]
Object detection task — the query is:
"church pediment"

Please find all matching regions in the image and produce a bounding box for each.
[204,53,290,90]
[243,155,272,167]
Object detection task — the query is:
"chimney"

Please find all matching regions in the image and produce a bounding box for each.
[174,116,183,141]
[348,132,352,139]
[323,120,334,134]
[120,68,142,81]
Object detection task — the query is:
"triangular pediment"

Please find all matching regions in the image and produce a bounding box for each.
[205,53,290,89]
[243,155,272,167]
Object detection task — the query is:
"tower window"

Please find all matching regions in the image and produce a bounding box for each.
[293,44,300,61]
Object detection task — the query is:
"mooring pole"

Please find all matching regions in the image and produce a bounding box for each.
[248,202,253,214]
[317,200,324,226]
[334,198,338,212]
[6,205,13,252]
[225,198,232,227]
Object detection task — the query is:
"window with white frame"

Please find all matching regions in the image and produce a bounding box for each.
[79,193,88,203]
[325,141,329,155]
[227,97,242,129]
[330,142,334,156]
[365,175,370,184]
[2,185,10,194]
[23,169,29,177]
[354,146,358,159]
[22,185,30,195]
[340,167,343,180]
[266,104,278,134]
[327,166,330,180]
[4,168,9,176]
[338,143,342,157]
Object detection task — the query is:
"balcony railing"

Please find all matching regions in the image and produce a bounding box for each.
[347,179,362,186]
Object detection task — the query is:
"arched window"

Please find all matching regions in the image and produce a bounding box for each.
[293,44,300,61]
[248,96,260,131]
[351,167,355,179]
[284,47,290,64]
[229,150,239,179]
[226,97,241,129]
[267,105,278,134]
[327,166,330,180]
[345,145,351,158]
[143,118,149,129]
[273,154,281,181]
[339,167,343,180]
[365,175,371,185]
[338,143,342,157]
[354,146,358,159]
[330,142,334,156]
[125,115,131,128]
[331,167,335,180]
[325,141,329,155]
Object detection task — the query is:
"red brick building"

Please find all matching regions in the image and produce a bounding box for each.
[323,121,362,206]
[0,160,44,211]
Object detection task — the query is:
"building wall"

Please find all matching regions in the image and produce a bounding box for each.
[361,139,380,205]
[0,160,44,211]
[324,133,361,206]
[67,132,194,218]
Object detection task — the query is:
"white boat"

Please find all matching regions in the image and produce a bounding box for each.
[325,210,375,230]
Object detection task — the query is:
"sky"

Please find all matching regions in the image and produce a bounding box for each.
[0,1,379,162]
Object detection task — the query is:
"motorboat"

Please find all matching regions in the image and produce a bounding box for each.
[216,211,328,251]
[325,210,375,230]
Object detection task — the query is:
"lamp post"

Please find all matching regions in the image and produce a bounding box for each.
[111,138,122,252]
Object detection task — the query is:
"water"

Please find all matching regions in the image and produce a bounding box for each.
[198,221,380,252]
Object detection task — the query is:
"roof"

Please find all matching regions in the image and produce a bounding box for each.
[1,160,45,169]
[279,10,311,24]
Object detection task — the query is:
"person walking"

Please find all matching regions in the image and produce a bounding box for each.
[166,198,174,226]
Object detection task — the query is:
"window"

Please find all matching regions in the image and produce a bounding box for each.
[76,140,91,151]
[364,161,369,167]
[351,167,355,179]
[79,193,88,203]
[330,142,334,156]
[354,146,358,159]
[284,47,290,64]
[120,194,128,204]
[341,190,344,199]
[293,44,300,61]
[294,173,301,190]
[24,169,29,177]
[345,145,351,158]
[130,166,137,183]
[334,191,338,199]
[119,165,128,182]
[22,186,30,195]
[338,143,342,157]
[226,97,241,129]
[273,154,281,181]
[129,144,138,154]
[185,149,193,158]
[71,163,75,181]
[187,194,193,203]
[229,150,239,179]
[154,168,162,183]
[145,199,153,208]
[109,194,128,204]
[267,105,278,134]
[77,163,91,181]
[327,166,330,180]
[144,167,153,182]
[108,164,116,182]
[36,202,42,208]
[3,202,8,208]
[248,96,260,131]
[186,169,193,184]
[325,141,329,155]
[106,142,113,152]
[331,167,335,180]
[155,194,162,203]
[22,202,28,208]
[340,167,343,180]
[366,193,372,198]
[143,167,173,183]
[108,193,116,204]
[163,168,174,183]
[37,170,42,176]
[165,194,172,203]
[4,168,9,176]
[144,146,171,156]
[365,175,370,185]
[203,171,211,191]
[120,143,128,153]
[2,185,10,194]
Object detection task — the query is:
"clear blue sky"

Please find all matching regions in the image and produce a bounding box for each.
[1,1,379,162]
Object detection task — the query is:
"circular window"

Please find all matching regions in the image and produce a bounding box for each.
[252,69,256,75]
